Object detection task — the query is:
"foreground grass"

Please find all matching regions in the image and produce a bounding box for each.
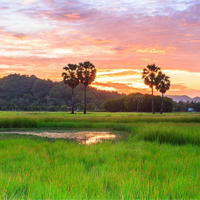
[0,135,200,199]
[0,112,200,199]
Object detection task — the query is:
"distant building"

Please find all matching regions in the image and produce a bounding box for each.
[188,108,194,112]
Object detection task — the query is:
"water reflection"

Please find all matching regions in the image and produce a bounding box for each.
[78,133,116,144]
[1,131,117,145]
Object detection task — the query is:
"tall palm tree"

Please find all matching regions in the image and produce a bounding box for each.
[142,64,161,114]
[156,72,170,114]
[62,64,79,114]
[77,61,96,114]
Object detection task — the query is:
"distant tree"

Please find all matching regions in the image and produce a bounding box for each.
[79,104,84,111]
[156,72,170,114]
[103,93,173,113]
[124,93,143,112]
[48,105,56,111]
[124,95,137,112]
[32,79,53,98]
[77,61,96,114]
[87,103,96,111]
[142,64,161,114]
[23,94,32,100]
[99,103,104,111]
[162,97,173,112]
[60,105,68,111]
[134,93,144,112]
[104,96,126,112]
[62,64,79,114]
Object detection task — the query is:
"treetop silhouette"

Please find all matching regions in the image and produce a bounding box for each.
[142,64,161,114]
[156,72,170,114]
[62,61,97,114]
[78,61,96,114]
[62,63,79,114]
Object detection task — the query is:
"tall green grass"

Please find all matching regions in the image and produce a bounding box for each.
[134,125,200,146]
[1,112,200,199]
[0,112,200,129]
[0,136,200,199]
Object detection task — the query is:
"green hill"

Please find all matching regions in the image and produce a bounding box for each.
[0,74,123,111]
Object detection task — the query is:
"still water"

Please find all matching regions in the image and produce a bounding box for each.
[1,131,117,145]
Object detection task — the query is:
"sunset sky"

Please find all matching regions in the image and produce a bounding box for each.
[0,0,200,97]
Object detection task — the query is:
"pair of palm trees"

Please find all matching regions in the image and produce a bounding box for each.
[142,64,170,114]
[62,61,96,114]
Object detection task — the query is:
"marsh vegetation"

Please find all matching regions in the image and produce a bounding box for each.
[0,112,200,199]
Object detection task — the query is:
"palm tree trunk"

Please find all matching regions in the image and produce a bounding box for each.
[152,86,155,114]
[84,85,86,114]
[71,87,74,114]
[160,92,164,114]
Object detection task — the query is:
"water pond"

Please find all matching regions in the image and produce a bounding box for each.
[1,131,117,145]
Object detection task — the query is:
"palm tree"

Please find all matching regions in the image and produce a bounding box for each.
[156,72,170,114]
[62,64,79,114]
[142,64,161,114]
[77,61,96,114]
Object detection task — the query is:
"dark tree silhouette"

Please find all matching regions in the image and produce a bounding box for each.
[135,93,144,112]
[156,72,170,114]
[142,64,161,114]
[124,93,143,112]
[78,61,96,114]
[62,64,79,114]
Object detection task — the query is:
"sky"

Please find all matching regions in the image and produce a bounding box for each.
[0,0,200,97]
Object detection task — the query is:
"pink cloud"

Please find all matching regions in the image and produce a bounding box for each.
[0,29,28,39]
[0,0,200,97]
[64,13,81,19]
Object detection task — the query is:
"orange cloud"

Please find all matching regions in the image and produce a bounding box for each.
[111,45,176,55]
[92,81,150,94]
[141,58,151,61]
[64,13,81,19]
[136,48,166,54]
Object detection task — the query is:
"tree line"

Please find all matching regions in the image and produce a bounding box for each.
[104,93,173,112]
[173,101,200,112]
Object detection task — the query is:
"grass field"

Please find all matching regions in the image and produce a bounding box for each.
[0,111,200,199]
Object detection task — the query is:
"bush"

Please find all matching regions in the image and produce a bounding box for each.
[60,105,68,111]
[48,106,56,111]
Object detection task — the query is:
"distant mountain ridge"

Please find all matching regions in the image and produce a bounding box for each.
[167,95,200,102]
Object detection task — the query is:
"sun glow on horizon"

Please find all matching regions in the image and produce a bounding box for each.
[91,84,117,92]
[0,0,199,97]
